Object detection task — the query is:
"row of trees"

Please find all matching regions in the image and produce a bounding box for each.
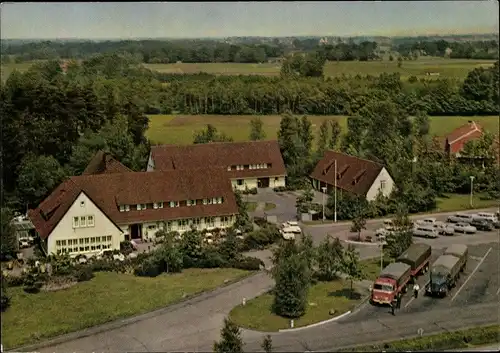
[395,39,499,60]
[157,62,499,115]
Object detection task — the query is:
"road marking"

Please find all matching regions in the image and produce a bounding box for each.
[451,247,492,302]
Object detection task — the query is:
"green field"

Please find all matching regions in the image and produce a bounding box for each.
[146,114,499,145]
[2,58,496,82]
[144,58,495,79]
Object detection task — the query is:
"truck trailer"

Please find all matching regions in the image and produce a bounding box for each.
[426,254,463,297]
[396,243,432,281]
[444,244,469,265]
[371,262,411,305]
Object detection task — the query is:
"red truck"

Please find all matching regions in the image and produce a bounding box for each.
[371,262,411,305]
[396,243,432,280]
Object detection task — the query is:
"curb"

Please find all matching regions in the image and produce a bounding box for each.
[278,311,352,333]
[343,240,380,246]
[8,271,263,353]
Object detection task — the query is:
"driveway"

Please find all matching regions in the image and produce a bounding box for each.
[247,188,297,223]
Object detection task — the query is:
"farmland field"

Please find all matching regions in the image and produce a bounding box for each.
[1,57,496,81]
[146,114,499,145]
[144,58,495,79]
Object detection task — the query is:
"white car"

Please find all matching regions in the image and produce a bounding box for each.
[416,218,437,226]
[413,225,439,238]
[474,212,498,223]
[453,222,477,234]
[375,226,395,237]
[280,230,295,240]
[433,221,455,236]
[447,213,474,224]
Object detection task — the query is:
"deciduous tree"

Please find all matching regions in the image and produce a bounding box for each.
[328,120,342,150]
[194,124,234,144]
[316,235,344,281]
[0,208,18,260]
[341,244,365,298]
[249,117,266,141]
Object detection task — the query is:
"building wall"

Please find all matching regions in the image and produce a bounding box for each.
[47,192,124,257]
[230,175,286,190]
[121,215,237,240]
[365,167,395,201]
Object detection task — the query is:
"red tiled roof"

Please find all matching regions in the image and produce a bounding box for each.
[310,151,385,196]
[150,140,287,178]
[28,168,238,239]
[82,151,132,175]
[445,121,483,154]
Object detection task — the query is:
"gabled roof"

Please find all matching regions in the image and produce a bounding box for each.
[150,140,287,178]
[82,150,132,175]
[446,121,482,146]
[28,168,238,239]
[310,151,386,196]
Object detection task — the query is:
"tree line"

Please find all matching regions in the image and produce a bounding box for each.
[156,62,499,116]
[395,39,499,60]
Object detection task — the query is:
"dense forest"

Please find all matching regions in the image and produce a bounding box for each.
[2,37,497,63]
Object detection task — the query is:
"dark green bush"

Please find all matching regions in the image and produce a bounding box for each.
[90,259,116,272]
[1,276,10,312]
[243,230,272,250]
[134,258,161,277]
[120,241,135,255]
[231,256,264,271]
[195,250,229,269]
[72,265,94,282]
[4,274,24,287]
[273,186,287,192]
[242,188,258,195]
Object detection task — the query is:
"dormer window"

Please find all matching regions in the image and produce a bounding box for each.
[125,205,130,212]
[207,198,213,205]
[170,201,180,208]
[227,166,232,171]
[158,202,163,208]
[187,200,196,206]
[136,204,146,211]
[119,205,125,212]
[153,203,159,209]
[203,199,208,205]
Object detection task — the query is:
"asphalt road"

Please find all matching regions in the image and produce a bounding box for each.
[20,208,500,353]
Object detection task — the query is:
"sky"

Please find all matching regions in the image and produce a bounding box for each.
[1,1,498,40]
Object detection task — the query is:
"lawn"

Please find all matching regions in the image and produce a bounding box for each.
[246,202,258,212]
[435,193,499,213]
[228,279,363,332]
[143,58,496,80]
[264,202,277,211]
[1,268,251,349]
[146,114,499,145]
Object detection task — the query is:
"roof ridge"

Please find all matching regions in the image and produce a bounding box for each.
[325,150,385,168]
[152,140,279,149]
[448,123,482,145]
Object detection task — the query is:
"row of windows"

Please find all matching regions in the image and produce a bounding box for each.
[73,215,95,229]
[55,236,113,254]
[151,216,233,231]
[229,163,270,171]
[119,198,224,213]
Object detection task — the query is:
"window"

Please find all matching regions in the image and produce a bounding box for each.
[206,217,215,227]
[187,200,196,206]
[212,198,217,204]
[106,235,112,242]
[153,203,159,209]
[87,215,94,227]
[275,177,279,181]
[217,197,223,204]
[91,245,96,251]
[79,238,84,245]
[61,240,67,246]
[84,238,90,244]
[207,198,213,205]
[136,204,146,211]
[170,201,179,208]
[73,217,79,228]
[158,202,163,208]
[119,205,125,212]
[96,244,102,250]
[179,220,188,229]
[79,216,86,227]
[125,205,130,212]
[221,216,231,225]
[192,218,201,225]
[380,180,387,191]
[165,221,172,231]
[56,240,62,247]
[148,225,156,230]
[227,166,232,171]
[203,199,208,205]
[79,246,84,252]
[80,200,85,207]
[95,236,101,242]
[90,237,95,243]
[84,246,90,251]
[237,179,243,186]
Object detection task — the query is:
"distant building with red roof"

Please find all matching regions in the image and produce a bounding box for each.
[444,121,483,157]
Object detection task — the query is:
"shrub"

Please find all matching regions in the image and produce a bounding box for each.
[242,188,258,195]
[195,250,229,269]
[273,186,287,192]
[253,216,269,228]
[243,230,272,250]
[23,271,44,294]
[120,241,134,255]
[89,259,116,272]
[4,274,24,287]
[72,265,94,282]
[1,276,10,312]
[231,256,264,271]
[134,258,161,277]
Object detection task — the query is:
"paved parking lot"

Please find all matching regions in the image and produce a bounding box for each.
[346,242,500,322]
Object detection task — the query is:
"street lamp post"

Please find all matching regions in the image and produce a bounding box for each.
[334,159,337,223]
[321,186,327,222]
[469,176,475,208]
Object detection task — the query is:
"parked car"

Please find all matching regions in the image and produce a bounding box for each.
[412,225,438,238]
[280,230,295,240]
[447,213,474,224]
[492,219,500,229]
[433,221,455,236]
[470,219,494,231]
[473,212,498,223]
[416,217,437,226]
[453,222,477,234]
[375,226,395,238]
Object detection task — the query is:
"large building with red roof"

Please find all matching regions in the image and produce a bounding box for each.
[28,153,238,257]
[147,140,287,190]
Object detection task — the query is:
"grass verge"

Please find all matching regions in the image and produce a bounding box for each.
[246,202,258,212]
[264,202,277,211]
[229,279,363,332]
[435,193,499,213]
[339,324,500,352]
[2,268,252,349]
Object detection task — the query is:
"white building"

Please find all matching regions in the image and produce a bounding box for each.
[310,150,395,201]
[28,166,238,258]
[147,140,287,190]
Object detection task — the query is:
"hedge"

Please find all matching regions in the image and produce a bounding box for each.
[340,325,500,352]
